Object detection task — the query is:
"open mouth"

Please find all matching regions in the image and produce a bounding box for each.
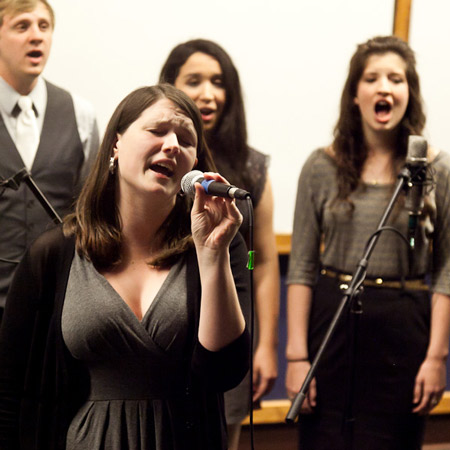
[149,162,174,177]
[375,100,392,117]
[27,50,43,58]
[199,108,215,120]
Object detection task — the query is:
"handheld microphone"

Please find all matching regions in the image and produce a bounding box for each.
[181,170,251,200]
[405,135,428,249]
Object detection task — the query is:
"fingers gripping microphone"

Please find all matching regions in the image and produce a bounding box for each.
[181,170,251,200]
[405,135,428,249]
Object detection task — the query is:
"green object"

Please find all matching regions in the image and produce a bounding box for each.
[247,251,255,270]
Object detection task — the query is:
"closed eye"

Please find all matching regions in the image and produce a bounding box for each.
[390,76,405,84]
[178,132,196,147]
[149,129,165,137]
[179,138,195,147]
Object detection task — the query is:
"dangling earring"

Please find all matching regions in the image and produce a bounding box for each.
[109,156,116,175]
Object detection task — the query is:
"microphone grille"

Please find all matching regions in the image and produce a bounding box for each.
[181,170,203,196]
[407,135,428,163]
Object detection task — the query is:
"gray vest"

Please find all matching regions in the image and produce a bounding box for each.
[0,81,84,307]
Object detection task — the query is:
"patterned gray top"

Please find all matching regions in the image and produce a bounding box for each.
[287,148,450,296]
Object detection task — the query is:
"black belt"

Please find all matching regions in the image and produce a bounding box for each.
[320,268,429,291]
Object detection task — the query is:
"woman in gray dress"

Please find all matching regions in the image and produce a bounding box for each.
[286,36,450,449]
[0,84,250,449]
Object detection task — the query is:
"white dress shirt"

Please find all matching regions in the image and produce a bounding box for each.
[0,76,99,176]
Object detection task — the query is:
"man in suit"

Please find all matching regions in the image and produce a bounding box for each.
[0,0,99,320]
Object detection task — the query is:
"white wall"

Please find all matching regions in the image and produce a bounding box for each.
[410,0,450,154]
[44,0,395,233]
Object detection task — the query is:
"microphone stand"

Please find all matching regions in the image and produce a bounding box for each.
[0,168,62,224]
[286,165,413,425]
[0,168,62,265]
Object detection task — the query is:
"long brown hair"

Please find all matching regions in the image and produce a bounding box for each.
[159,39,252,190]
[64,84,215,269]
[333,35,426,201]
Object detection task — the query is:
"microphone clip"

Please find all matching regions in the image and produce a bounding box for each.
[0,168,28,191]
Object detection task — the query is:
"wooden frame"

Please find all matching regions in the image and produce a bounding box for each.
[242,393,450,425]
[393,0,412,41]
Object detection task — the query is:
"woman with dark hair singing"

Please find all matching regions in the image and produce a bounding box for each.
[286,36,450,449]
[160,39,279,449]
[0,84,250,449]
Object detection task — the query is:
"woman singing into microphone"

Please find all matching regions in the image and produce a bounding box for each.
[0,84,250,450]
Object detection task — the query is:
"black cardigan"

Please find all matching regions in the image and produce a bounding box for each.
[0,226,250,449]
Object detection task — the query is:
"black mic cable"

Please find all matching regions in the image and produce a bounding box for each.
[181,169,256,449]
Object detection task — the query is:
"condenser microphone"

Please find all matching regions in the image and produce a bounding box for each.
[181,170,250,200]
[405,135,428,249]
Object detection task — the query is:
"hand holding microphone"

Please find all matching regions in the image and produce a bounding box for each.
[182,171,244,251]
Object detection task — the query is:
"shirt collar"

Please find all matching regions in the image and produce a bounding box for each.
[0,76,47,117]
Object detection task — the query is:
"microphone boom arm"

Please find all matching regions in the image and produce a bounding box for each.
[1,168,62,224]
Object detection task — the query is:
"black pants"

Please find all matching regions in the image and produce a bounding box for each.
[298,274,429,450]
